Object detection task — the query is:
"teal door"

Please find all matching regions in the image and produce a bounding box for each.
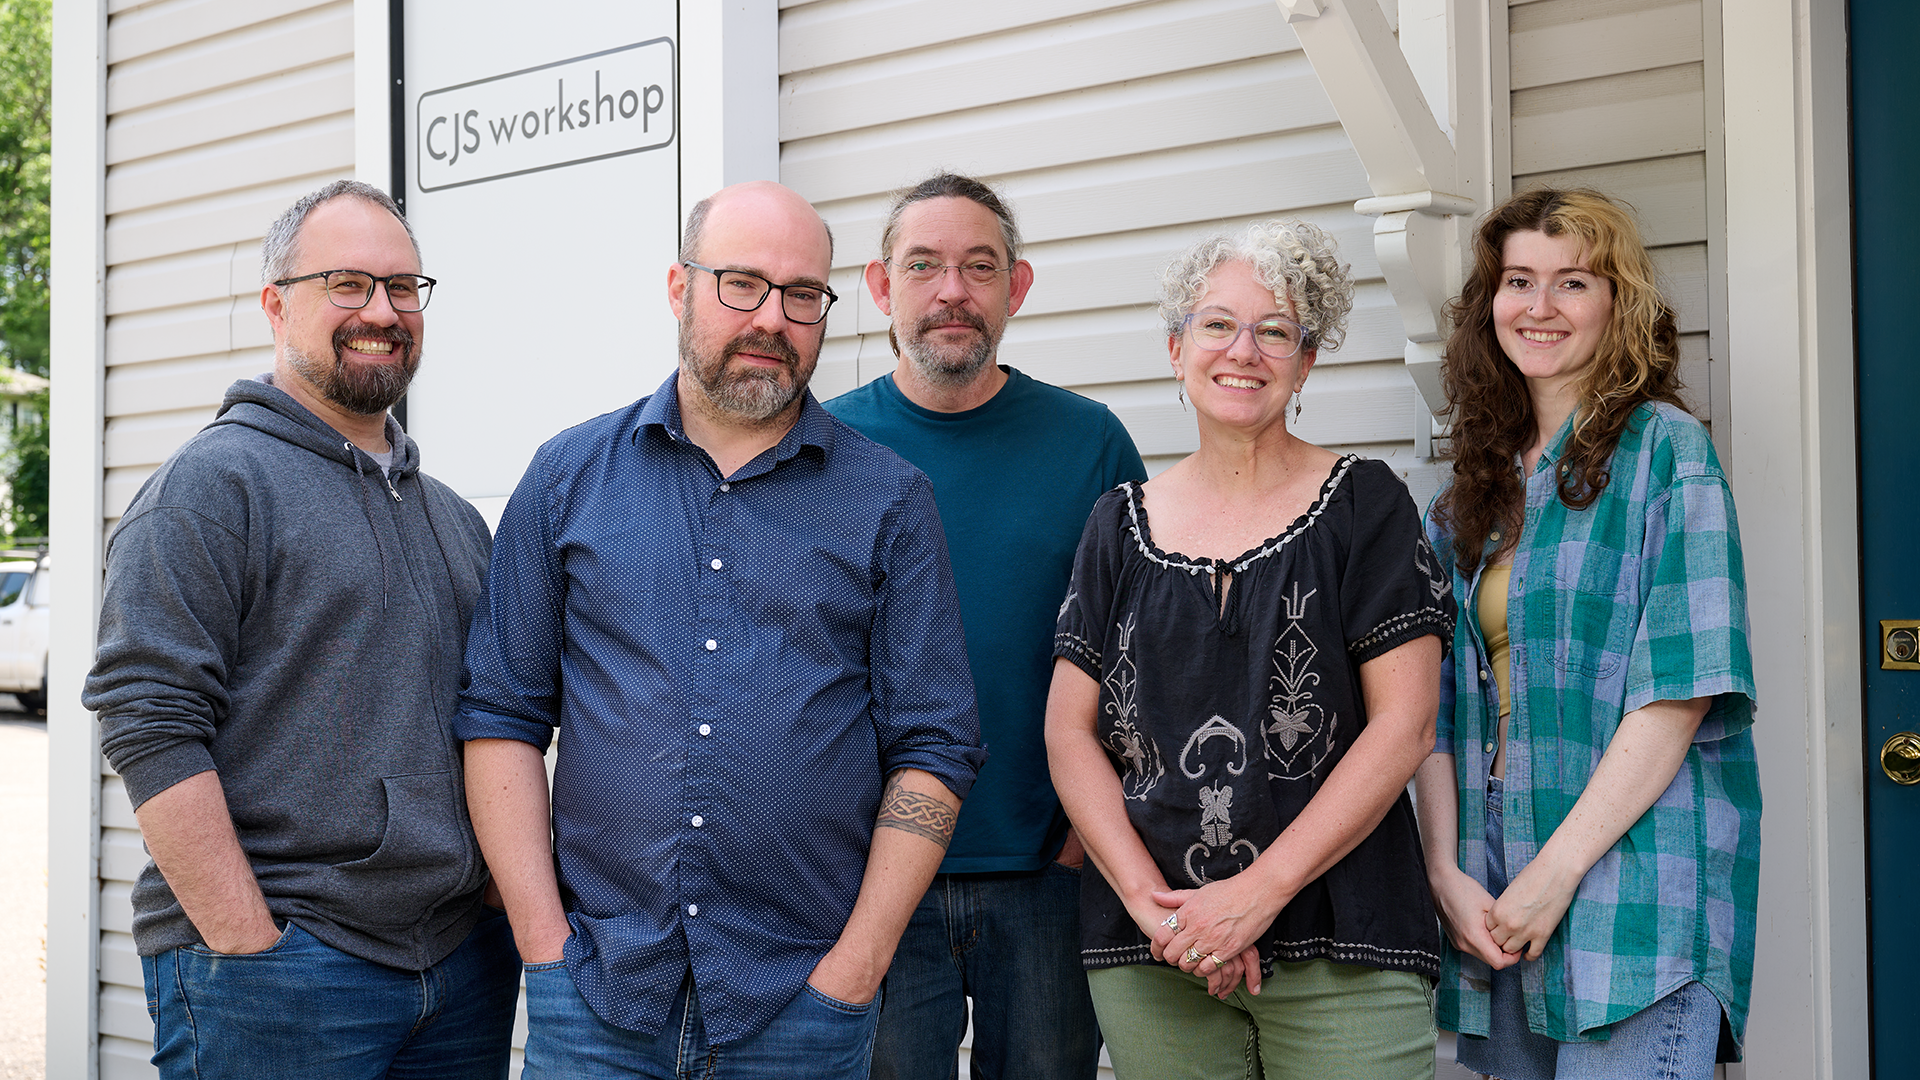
[1854,0,1920,1074]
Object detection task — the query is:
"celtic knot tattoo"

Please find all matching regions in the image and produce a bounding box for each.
[876,772,957,849]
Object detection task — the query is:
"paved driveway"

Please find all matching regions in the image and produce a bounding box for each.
[0,708,46,1080]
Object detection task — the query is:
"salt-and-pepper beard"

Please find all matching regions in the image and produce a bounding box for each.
[677,296,816,424]
[285,323,419,416]
[899,305,1002,388]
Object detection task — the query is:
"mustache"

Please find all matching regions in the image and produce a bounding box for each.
[914,307,989,337]
[332,322,415,357]
[722,329,800,369]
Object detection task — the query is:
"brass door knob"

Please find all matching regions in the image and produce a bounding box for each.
[1882,732,1920,785]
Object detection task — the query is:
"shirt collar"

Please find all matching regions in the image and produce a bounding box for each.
[632,369,835,470]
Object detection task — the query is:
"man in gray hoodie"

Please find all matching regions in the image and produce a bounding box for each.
[83,181,519,1079]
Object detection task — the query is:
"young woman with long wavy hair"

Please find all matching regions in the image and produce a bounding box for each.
[1417,188,1759,1080]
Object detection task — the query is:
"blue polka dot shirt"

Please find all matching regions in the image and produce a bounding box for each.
[456,372,984,1043]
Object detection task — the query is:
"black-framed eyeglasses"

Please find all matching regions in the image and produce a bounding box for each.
[886,258,1011,287]
[272,270,437,312]
[1181,312,1310,360]
[683,262,837,325]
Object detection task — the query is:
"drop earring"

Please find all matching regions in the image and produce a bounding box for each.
[1293,387,1303,422]
[1177,382,1187,411]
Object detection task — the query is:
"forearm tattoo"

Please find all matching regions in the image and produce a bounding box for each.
[875,772,957,849]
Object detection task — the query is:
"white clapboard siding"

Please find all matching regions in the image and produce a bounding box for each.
[1507,0,1720,423]
[97,1,357,1074]
[782,0,1432,499]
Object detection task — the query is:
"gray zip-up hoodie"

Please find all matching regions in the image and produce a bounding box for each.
[85,377,495,970]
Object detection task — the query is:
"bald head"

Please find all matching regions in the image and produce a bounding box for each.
[680,181,834,268]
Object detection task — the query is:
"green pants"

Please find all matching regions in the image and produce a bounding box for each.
[1088,959,1435,1080]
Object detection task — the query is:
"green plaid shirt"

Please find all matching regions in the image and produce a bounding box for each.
[1425,402,1759,1049]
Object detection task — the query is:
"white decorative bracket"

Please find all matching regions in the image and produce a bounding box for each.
[1277,0,1489,436]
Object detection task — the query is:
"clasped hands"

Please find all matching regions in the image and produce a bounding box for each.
[1431,851,1579,968]
[1140,874,1278,1000]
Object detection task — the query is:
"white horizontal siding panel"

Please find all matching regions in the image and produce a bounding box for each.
[106,245,237,316]
[1650,242,1707,334]
[1510,64,1703,175]
[816,126,1368,269]
[106,2,351,115]
[106,0,338,65]
[106,112,353,216]
[102,827,150,883]
[106,466,161,522]
[781,0,1123,73]
[780,0,1295,141]
[105,407,221,470]
[100,985,154,1047]
[102,1036,160,1080]
[783,54,1335,204]
[108,58,354,166]
[105,170,352,266]
[1508,0,1701,91]
[102,777,138,830]
[1678,331,1708,417]
[101,932,142,989]
[1513,153,1707,247]
[102,882,136,935]
[104,299,233,367]
[106,352,264,421]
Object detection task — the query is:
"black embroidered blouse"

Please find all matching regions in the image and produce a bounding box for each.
[1053,456,1454,977]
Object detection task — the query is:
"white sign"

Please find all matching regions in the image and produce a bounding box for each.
[401,1,682,501]
[416,39,675,191]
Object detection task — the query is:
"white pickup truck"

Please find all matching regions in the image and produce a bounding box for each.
[0,551,49,711]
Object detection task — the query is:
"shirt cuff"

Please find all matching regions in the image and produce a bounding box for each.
[884,742,988,802]
[453,706,558,752]
[117,741,219,810]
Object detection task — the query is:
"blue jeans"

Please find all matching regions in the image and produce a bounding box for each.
[521,962,881,1079]
[1456,778,1721,1080]
[870,864,1099,1080]
[141,912,520,1080]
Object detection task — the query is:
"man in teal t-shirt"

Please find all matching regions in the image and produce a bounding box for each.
[827,174,1145,1080]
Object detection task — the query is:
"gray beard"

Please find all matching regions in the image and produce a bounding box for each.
[901,327,1000,388]
[678,313,810,425]
[284,339,417,416]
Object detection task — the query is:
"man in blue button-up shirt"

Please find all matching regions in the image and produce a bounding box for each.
[457,181,985,1078]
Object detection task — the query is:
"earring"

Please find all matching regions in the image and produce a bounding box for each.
[1177,382,1188,411]
[1293,387,1303,422]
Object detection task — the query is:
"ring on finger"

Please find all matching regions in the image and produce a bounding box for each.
[1184,946,1204,964]
[1206,953,1223,967]
[1161,914,1179,932]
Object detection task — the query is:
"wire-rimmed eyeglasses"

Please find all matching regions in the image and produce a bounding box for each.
[684,262,838,325]
[1181,313,1310,360]
[272,270,436,312]
[885,258,1012,287]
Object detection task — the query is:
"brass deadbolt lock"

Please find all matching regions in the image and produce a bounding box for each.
[1883,733,1920,785]
[1882,620,1920,670]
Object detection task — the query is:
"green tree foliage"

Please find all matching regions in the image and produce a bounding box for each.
[0,0,49,540]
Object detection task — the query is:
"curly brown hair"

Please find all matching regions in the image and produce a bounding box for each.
[1431,188,1685,571]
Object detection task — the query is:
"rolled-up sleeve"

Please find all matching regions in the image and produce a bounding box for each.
[868,472,985,799]
[456,447,567,750]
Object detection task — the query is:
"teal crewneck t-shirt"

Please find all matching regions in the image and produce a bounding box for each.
[827,367,1147,873]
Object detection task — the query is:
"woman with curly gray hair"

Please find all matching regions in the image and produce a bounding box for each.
[1045,220,1453,1078]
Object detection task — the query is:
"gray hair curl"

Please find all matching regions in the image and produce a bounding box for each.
[261,181,418,284]
[1157,219,1352,351]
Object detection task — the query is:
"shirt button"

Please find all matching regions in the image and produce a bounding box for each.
[1484,742,1497,754]
[687,904,699,917]
[719,483,730,492]
[698,723,711,736]
[705,639,717,651]
[710,558,723,571]
[691,815,704,827]
[1479,669,1490,680]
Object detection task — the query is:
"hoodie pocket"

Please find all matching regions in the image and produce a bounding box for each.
[330,771,474,926]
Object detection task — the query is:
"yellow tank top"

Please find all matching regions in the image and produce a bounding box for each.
[1477,562,1513,718]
